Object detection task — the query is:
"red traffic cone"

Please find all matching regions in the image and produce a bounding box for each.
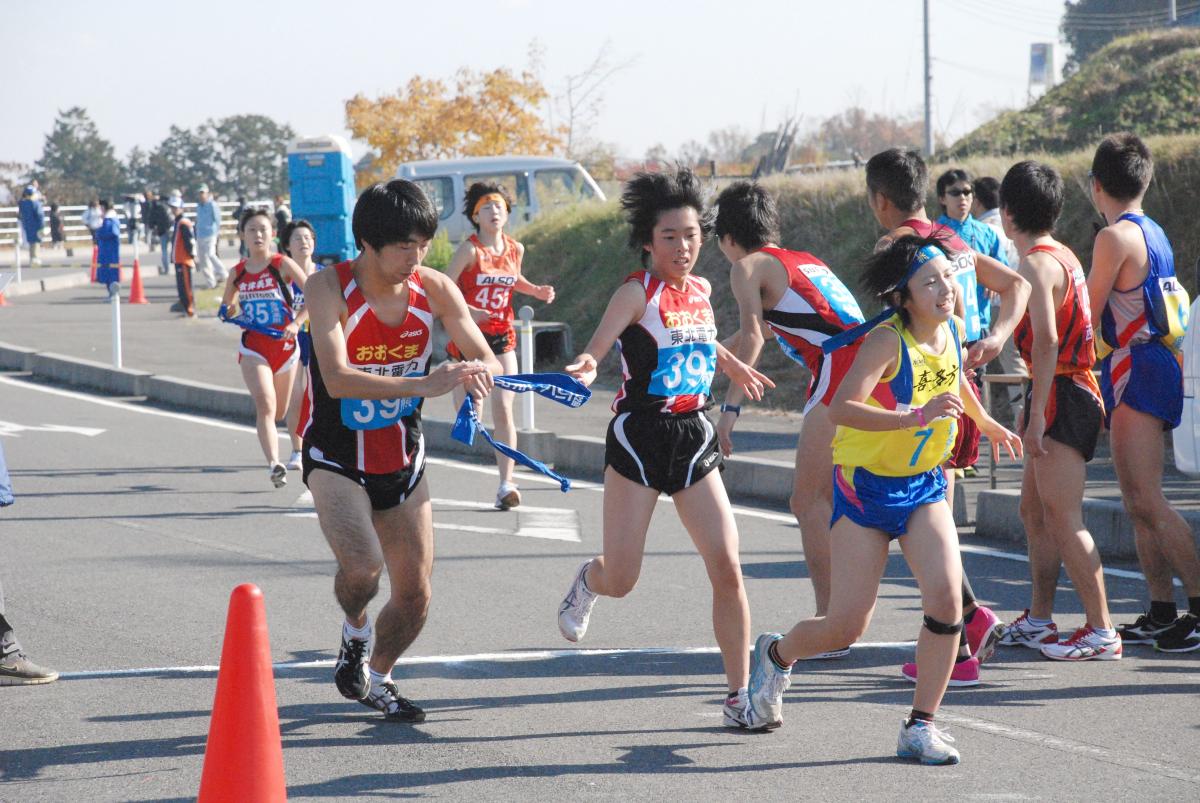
[128,258,148,304]
[198,584,287,802]
[89,244,98,283]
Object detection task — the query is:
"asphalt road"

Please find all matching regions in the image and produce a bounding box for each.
[1,373,1198,801]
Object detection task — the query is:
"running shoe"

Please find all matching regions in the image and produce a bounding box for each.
[360,680,426,722]
[1154,614,1200,653]
[746,633,789,731]
[0,650,59,686]
[269,462,288,488]
[901,656,980,687]
[333,635,370,700]
[722,687,750,728]
[998,610,1058,649]
[1116,612,1175,645]
[797,645,851,661]
[965,605,1004,663]
[286,450,303,471]
[495,483,521,511]
[557,560,597,642]
[896,719,960,765]
[1040,625,1122,661]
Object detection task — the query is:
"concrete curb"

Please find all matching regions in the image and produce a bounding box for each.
[2,338,1154,562]
[6,271,93,297]
[977,488,1200,560]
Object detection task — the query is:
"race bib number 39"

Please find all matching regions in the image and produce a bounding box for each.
[340,397,421,430]
[648,343,717,397]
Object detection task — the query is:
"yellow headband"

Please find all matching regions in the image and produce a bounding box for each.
[473,193,507,217]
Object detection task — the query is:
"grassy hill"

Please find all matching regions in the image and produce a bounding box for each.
[947,29,1200,158]
[514,134,1200,411]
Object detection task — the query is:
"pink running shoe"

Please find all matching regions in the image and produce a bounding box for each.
[965,605,1005,663]
[901,656,980,687]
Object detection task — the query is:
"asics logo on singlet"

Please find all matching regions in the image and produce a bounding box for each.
[476,275,516,287]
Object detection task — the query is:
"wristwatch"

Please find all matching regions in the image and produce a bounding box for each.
[720,404,741,416]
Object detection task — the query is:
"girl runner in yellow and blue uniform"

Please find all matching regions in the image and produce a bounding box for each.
[745,234,1021,765]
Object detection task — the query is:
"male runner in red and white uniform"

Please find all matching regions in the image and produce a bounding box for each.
[299,180,500,722]
[713,182,864,656]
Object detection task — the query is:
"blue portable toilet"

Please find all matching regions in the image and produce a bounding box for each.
[286,135,357,263]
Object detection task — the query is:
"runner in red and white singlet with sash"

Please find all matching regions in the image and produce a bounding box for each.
[219,208,309,488]
[302,180,499,724]
[555,169,774,730]
[712,182,865,642]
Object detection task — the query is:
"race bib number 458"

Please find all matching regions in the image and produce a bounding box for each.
[648,343,717,397]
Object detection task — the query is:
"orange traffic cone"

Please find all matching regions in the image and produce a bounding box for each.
[198,584,287,802]
[128,258,148,304]
[0,291,9,307]
[89,245,98,283]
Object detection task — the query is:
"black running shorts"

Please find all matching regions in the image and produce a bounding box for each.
[1022,375,1103,462]
[302,440,426,511]
[605,410,722,496]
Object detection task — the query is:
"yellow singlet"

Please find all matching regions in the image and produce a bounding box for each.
[831,314,963,477]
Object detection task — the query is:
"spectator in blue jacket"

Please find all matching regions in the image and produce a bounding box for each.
[194,184,227,289]
[17,187,45,266]
[95,199,122,288]
[935,168,1009,336]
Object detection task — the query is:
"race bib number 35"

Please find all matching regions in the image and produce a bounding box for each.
[242,298,287,327]
[648,343,717,397]
[340,397,421,430]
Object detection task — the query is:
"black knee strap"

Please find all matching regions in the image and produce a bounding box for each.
[923,615,963,636]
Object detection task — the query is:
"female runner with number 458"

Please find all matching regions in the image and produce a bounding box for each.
[556,168,774,729]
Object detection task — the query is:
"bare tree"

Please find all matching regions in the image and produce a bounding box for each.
[556,41,637,159]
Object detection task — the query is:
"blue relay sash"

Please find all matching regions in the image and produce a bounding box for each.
[451,373,591,492]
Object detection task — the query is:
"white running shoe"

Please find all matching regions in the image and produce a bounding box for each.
[1040,625,1122,661]
[722,687,750,728]
[896,719,960,765]
[746,633,790,730]
[269,462,288,488]
[558,560,597,642]
[495,483,521,511]
[286,450,303,471]
[998,610,1058,649]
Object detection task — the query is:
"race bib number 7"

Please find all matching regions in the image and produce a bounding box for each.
[648,343,717,397]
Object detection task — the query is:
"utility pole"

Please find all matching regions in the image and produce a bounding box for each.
[924,0,934,156]
[1170,0,1178,24]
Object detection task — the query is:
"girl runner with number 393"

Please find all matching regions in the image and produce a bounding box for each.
[555,168,775,729]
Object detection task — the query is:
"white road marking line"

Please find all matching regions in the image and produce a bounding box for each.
[938,711,1200,783]
[431,497,576,514]
[0,420,106,437]
[0,376,1163,584]
[56,642,916,680]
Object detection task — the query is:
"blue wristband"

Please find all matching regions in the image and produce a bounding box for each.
[720,404,741,416]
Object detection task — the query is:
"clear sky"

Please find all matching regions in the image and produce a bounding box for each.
[2,0,1063,167]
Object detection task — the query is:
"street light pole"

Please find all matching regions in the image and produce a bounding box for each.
[924,0,934,156]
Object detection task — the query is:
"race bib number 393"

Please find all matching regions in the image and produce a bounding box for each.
[340,397,421,430]
[648,343,717,397]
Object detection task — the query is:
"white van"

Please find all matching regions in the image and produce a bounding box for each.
[395,155,606,242]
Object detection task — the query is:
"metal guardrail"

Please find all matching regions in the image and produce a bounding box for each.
[0,200,248,248]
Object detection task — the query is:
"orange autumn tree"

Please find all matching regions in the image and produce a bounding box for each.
[346,68,564,185]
